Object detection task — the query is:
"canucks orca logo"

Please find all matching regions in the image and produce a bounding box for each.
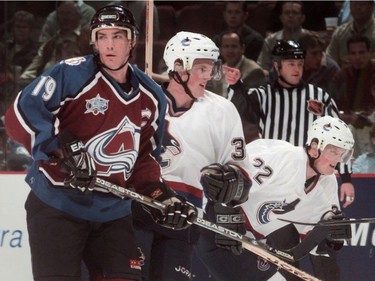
[160,121,182,168]
[85,116,140,179]
[85,94,109,115]
[257,198,300,224]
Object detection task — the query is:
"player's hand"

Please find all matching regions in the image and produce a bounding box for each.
[340,182,355,208]
[200,163,251,206]
[59,132,97,192]
[223,65,241,85]
[206,202,245,255]
[317,205,351,255]
[148,195,197,230]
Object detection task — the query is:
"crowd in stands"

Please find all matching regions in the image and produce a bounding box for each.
[1,0,375,173]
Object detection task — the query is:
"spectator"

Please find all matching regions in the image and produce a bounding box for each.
[329,34,375,124]
[299,32,340,92]
[39,0,95,44]
[348,75,375,159]
[353,122,375,173]
[338,0,375,26]
[326,0,375,67]
[207,31,266,97]
[257,1,309,77]
[5,10,39,74]
[20,2,84,82]
[212,1,264,62]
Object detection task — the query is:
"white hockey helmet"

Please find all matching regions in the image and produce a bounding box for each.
[163,31,222,79]
[306,116,354,163]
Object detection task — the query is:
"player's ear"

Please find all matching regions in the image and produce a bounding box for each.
[174,61,184,72]
[308,141,319,158]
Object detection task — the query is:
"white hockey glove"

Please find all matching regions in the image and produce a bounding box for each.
[200,163,251,206]
[59,132,97,192]
[141,184,198,230]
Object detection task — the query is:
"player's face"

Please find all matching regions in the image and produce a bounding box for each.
[95,29,133,69]
[278,59,304,86]
[314,145,346,175]
[187,59,215,98]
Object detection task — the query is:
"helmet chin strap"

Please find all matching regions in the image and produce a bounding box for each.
[170,71,196,101]
[306,147,321,175]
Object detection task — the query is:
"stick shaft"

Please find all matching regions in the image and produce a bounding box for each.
[94,177,320,281]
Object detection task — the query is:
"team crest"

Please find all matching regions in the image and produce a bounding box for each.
[85,94,109,115]
[307,99,323,116]
[257,257,271,271]
[257,199,301,224]
[64,56,86,66]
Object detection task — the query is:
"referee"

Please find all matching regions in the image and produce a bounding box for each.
[229,40,354,281]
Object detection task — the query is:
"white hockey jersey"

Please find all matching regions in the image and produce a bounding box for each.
[160,88,251,208]
[242,139,340,238]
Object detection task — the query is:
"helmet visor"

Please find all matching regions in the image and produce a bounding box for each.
[212,59,222,80]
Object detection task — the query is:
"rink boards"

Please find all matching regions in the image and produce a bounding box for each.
[1,173,374,281]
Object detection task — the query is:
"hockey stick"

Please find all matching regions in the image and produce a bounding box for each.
[93,177,320,281]
[145,0,154,77]
[278,217,375,226]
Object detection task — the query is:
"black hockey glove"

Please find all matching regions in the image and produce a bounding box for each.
[59,132,97,192]
[142,184,198,230]
[316,205,351,255]
[206,202,246,255]
[200,163,251,206]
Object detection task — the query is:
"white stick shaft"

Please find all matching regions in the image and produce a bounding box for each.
[145,0,154,77]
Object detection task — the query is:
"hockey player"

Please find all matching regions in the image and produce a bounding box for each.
[131,31,266,281]
[201,116,354,280]
[229,40,355,209]
[5,5,197,281]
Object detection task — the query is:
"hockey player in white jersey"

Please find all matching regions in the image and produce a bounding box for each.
[131,31,259,281]
[201,116,355,281]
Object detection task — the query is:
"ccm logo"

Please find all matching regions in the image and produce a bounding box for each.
[216,214,244,224]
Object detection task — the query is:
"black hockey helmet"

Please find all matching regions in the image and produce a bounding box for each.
[90,5,139,43]
[272,40,305,60]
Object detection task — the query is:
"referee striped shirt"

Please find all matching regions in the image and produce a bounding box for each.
[229,81,351,175]
[249,82,340,146]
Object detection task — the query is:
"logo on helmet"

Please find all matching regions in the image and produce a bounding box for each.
[181,37,191,46]
[99,13,118,21]
[323,123,332,131]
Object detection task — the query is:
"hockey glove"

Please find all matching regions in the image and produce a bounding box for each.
[317,205,351,255]
[141,184,198,230]
[59,132,97,192]
[200,163,251,206]
[206,202,246,255]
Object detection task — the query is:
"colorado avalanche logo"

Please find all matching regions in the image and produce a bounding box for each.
[85,116,140,179]
[85,94,109,115]
[307,99,323,116]
[257,198,300,224]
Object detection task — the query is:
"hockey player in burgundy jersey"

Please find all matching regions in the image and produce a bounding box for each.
[131,31,255,281]
[202,116,355,281]
[5,5,197,281]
